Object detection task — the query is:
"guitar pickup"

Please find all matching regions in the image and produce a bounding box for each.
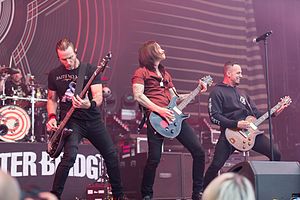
[172,106,182,115]
[249,123,257,130]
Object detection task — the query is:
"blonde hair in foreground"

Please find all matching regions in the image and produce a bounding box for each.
[202,172,255,200]
[0,170,21,200]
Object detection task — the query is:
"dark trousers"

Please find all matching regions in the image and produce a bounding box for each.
[203,132,281,189]
[141,120,205,198]
[51,118,123,199]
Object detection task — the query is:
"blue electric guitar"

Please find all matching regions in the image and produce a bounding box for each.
[149,75,213,138]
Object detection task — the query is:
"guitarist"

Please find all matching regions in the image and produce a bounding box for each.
[46,38,127,200]
[203,61,287,189]
[132,41,207,200]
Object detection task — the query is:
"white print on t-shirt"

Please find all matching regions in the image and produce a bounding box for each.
[61,81,76,102]
[240,96,246,105]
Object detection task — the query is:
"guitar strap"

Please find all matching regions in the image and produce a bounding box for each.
[74,63,87,96]
[238,89,255,116]
[137,105,147,133]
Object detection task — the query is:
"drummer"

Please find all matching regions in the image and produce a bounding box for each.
[0,67,31,106]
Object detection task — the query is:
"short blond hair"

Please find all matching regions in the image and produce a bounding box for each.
[203,172,255,200]
[0,170,21,200]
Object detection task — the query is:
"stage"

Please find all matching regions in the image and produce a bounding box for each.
[0,142,105,200]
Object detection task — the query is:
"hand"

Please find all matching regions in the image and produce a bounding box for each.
[46,118,58,132]
[237,120,251,129]
[198,79,207,93]
[72,94,91,109]
[157,107,175,124]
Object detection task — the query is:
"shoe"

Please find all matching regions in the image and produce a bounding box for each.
[142,195,152,200]
[114,194,129,200]
[192,192,203,200]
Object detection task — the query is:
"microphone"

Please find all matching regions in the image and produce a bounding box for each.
[253,31,273,43]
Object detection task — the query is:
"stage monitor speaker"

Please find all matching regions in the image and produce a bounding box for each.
[120,152,192,200]
[228,161,300,200]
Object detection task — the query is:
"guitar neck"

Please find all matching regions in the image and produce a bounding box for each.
[254,103,281,126]
[177,85,201,110]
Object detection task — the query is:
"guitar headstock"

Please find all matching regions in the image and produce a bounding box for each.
[279,96,292,106]
[98,51,112,72]
[201,75,213,86]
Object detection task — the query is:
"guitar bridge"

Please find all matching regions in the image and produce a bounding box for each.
[238,130,248,138]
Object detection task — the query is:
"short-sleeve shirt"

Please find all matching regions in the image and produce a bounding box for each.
[48,63,102,120]
[132,66,174,112]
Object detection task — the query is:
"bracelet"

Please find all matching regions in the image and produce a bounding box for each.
[48,113,57,120]
[90,100,97,109]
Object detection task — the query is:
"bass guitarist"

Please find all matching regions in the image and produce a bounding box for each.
[46,38,127,200]
[132,41,207,200]
[203,61,288,189]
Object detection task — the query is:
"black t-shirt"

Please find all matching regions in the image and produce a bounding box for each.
[48,63,102,121]
[5,80,30,97]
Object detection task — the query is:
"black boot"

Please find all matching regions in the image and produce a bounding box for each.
[192,192,203,200]
[114,194,129,200]
[142,195,152,200]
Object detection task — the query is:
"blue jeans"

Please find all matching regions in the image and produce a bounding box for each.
[141,120,205,198]
[203,132,281,189]
[51,118,123,199]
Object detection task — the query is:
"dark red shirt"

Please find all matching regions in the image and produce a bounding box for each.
[132,66,174,109]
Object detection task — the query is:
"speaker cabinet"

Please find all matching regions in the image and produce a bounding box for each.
[228,161,300,200]
[120,152,192,199]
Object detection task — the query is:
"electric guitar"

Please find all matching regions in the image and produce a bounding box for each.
[149,75,213,138]
[225,96,291,152]
[47,52,112,158]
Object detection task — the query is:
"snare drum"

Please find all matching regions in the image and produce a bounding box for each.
[0,105,31,142]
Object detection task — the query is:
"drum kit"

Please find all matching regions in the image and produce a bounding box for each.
[0,67,48,143]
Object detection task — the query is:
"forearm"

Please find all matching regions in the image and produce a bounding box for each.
[208,97,237,129]
[91,93,102,107]
[47,99,58,115]
[90,84,103,107]
[135,93,162,113]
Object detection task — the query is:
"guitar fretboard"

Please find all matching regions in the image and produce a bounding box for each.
[254,103,281,126]
[177,85,201,110]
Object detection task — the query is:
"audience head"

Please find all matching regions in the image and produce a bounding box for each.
[203,172,255,200]
[0,170,21,200]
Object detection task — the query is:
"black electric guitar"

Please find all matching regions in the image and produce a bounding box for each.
[149,75,213,138]
[47,52,112,158]
[225,96,291,152]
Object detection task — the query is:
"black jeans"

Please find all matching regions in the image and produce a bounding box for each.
[203,132,281,189]
[141,120,205,198]
[51,118,123,199]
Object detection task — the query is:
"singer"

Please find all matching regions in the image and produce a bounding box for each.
[203,61,288,190]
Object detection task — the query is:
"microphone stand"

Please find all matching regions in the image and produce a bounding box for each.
[262,38,274,161]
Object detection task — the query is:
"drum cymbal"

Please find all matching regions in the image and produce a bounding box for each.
[0,67,20,74]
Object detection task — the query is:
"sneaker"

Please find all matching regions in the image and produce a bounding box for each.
[192,192,203,200]
[114,194,129,200]
[142,195,152,200]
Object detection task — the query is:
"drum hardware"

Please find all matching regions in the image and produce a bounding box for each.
[0,71,47,142]
[0,124,8,136]
[27,83,47,142]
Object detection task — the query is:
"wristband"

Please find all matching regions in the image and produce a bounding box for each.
[48,113,57,120]
[90,100,97,109]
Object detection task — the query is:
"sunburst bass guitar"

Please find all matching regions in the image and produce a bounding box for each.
[225,96,291,152]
